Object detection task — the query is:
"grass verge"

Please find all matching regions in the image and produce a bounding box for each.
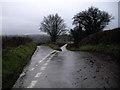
[2,42,36,89]
[67,44,120,62]
[43,43,62,51]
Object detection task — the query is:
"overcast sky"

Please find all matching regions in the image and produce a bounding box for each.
[1,0,119,35]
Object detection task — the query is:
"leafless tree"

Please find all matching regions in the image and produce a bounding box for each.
[40,13,67,42]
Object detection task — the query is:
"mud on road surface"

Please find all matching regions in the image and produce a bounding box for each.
[13,45,120,88]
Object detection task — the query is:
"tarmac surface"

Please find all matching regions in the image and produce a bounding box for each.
[13,45,120,88]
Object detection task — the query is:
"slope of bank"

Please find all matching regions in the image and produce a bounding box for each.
[67,28,120,63]
[2,42,37,89]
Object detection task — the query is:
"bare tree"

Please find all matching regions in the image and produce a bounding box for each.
[40,13,67,42]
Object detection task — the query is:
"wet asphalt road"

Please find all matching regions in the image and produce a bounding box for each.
[13,45,120,88]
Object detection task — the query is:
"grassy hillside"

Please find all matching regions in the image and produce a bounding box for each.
[67,28,120,62]
[2,36,36,89]
[79,28,120,45]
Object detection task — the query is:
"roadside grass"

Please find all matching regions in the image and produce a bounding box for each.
[67,28,120,63]
[79,44,120,57]
[0,60,1,83]
[2,42,36,89]
[43,43,62,51]
[67,43,120,62]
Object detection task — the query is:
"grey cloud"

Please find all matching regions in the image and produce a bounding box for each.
[2,1,118,35]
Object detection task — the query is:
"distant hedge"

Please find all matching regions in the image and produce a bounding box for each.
[79,28,120,45]
[2,36,32,48]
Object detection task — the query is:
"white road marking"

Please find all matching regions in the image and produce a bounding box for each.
[40,66,46,71]
[48,58,52,60]
[30,68,35,71]
[46,60,50,63]
[35,72,42,78]
[44,63,48,66]
[38,60,43,63]
[51,53,56,57]
[46,53,56,61]
[27,80,37,88]
[38,50,56,64]
[27,51,58,88]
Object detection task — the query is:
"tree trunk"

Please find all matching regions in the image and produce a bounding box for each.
[50,36,57,43]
